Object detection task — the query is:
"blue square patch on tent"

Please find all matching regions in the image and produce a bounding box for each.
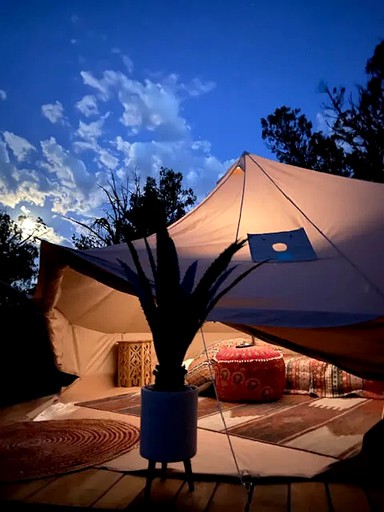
[248,228,317,263]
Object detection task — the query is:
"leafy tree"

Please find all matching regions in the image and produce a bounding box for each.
[261,106,348,176]
[71,167,196,249]
[70,173,133,249]
[321,40,384,182]
[0,210,46,292]
[261,39,384,182]
[126,167,196,239]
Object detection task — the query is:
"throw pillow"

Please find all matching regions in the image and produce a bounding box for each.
[284,356,312,395]
[285,355,384,399]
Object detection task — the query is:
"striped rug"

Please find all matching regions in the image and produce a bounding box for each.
[77,391,383,459]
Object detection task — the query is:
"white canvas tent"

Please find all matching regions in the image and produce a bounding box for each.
[35,152,384,384]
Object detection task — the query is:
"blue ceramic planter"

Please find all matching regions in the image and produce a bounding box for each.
[140,384,199,462]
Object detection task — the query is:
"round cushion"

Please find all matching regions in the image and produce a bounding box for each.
[213,345,285,402]
[185,337,251,388]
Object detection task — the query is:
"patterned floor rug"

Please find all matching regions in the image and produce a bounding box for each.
[77,391,384,460]
[0,418,140,482]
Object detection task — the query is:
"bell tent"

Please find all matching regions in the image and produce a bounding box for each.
[35,152,384,385]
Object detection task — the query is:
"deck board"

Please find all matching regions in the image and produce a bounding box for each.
[207,481,249,512]
[91,474,145,509]
[0,476,58,501]
[290,482,329,512]
[25,469,122,507]
[174,480,217,511]
[250,483,289,512]
[328,483,373,512]
[125,476,184,511]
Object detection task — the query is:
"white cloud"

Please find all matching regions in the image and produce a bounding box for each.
[180,77,216,97]
[0,89,6,101]
[0,162,48,209]
[0,132,107,241]
[110,48,133,73]
[72,140,97,153]
[97,148,119,170]
[76,118,105,142]
[114,137,227,200]
[0,136,49,209]
[161,73,216,98]
[41,137,88,188]
[80,71,110,100]
[120,100,142,129]
[40,225,65,244]
[41,101,65,124]
[0,179,46,209]
[76,95,99,117]
[121,55,133,73]
[2,131,36,162]
[115,135,131,154]
[0,139,10,163]
[0,57,225,244]
[81,69,195,140]
[72,137,119,171]
[40,137,107,216]
[10,176,48,206]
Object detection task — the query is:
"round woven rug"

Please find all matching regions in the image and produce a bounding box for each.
[0,418,140,482]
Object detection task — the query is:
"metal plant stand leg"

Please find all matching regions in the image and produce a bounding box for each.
[144,459,194,497]
[144,460,156,498]
[183,459,194,491]
[160,462,167,481]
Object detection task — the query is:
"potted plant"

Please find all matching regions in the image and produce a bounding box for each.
[119,223,263,489]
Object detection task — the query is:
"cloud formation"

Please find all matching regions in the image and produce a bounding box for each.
[76,95,99,117]
[1,55,224,245]
[0,89,6,101]
[2,132,36,162]
[41,101,65,124]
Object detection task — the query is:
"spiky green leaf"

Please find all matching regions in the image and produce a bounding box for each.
[192,239,247,305]
[204,261,267,317]
[180,260,198,295]
[154,226,181,325]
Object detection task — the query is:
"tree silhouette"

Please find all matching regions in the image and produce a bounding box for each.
[261,39,384,182]
[71,167,196,249]
[0,210,46,292]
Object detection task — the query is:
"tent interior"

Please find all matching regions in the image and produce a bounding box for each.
[19,152,384,479]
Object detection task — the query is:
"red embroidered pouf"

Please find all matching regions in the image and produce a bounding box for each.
[213,345,285,402]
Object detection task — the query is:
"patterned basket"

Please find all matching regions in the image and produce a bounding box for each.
[117,340,152,387]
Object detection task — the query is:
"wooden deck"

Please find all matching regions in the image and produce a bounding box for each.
[1,470,384,512]
[1,397,383,512]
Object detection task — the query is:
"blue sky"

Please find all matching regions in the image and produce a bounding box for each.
[0,0,383,245]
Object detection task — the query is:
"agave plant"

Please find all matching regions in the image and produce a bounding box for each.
[119,225,264,391]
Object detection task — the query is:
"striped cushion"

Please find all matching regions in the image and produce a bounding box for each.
[285,356,384,399]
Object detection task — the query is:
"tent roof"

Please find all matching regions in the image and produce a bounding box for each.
[35,153,384,379]
[37,152,384,328]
